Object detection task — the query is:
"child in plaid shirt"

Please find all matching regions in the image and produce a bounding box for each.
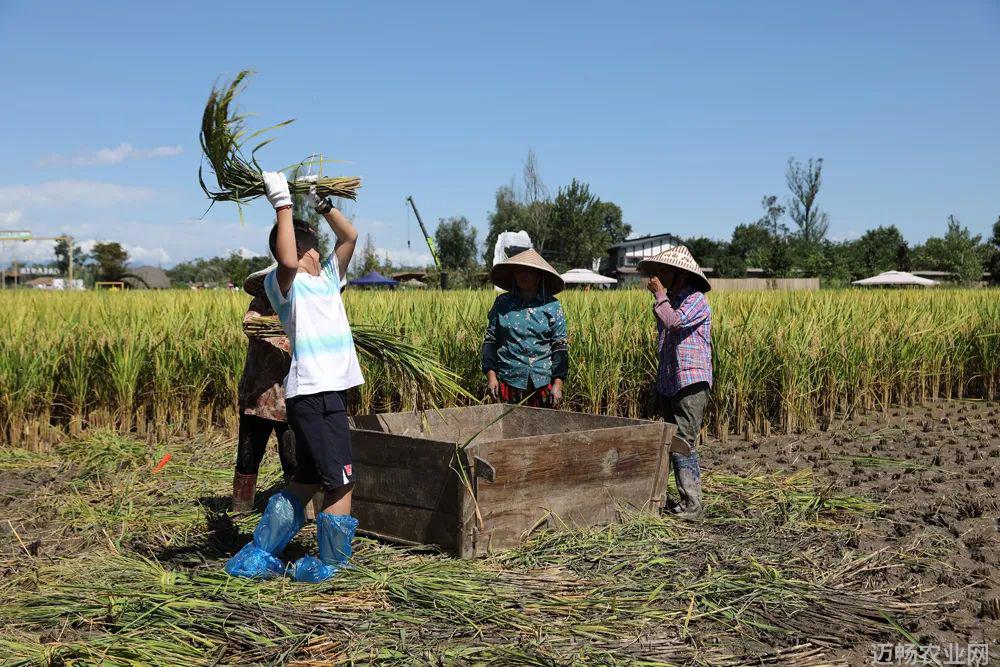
[640,246,712,521]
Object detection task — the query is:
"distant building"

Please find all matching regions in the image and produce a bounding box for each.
[607,233,682,270]
[605,233,682,284]
[124,266,171,289]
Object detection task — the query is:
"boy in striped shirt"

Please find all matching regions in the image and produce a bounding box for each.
[226,171,363,582]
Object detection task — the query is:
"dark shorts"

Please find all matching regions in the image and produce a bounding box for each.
[286,390,356,489]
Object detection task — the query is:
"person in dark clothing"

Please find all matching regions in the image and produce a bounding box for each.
[232,264,296,513]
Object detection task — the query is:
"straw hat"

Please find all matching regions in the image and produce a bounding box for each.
[243,263,277,297]
[490,248,564,295]
[637,245,711,293]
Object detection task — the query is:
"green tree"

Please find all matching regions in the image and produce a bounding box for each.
[355,233,382,275]
[786,157,829,245]
[592,200,631,254]
[483,185,530,264]
[847,225,909,279]
[764,239,794,278]
[730,222,773,264]
[987,216,1000,284]
[53,237,86,277]
[90,242,131,283]
[483,151,552,263]
[685,237,728,268]
[546,179,630,269]
[482,155,630,270]
[911,215,984,284]
[714,254,746,278]
[757,195,789,238]
[435,216,478,270]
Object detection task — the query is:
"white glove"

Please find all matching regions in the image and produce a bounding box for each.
[262,171,292,210]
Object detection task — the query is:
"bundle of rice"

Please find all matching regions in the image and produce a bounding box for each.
[244,316,472,406]
[199,70,361,207]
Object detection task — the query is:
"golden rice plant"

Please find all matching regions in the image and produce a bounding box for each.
[0,288,998,448]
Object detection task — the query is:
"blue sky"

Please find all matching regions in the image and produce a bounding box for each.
[1,1,998,268]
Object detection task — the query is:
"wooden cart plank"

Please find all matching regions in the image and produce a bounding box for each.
[470,422,675,555]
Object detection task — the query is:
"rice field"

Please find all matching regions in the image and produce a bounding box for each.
[2,290,998,664]
[2,289,998,449]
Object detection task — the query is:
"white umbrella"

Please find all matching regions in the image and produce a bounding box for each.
[852,271,939,287]
[561,268,618,285]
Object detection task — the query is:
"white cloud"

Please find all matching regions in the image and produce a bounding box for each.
[124,244,170,266]
[0,237,170,267]
[0,209,24,225]
[38,143,184,166]
[377,247,432,268]
[227,246,266,259]
[0,180,153,209]
[1,239,57,264]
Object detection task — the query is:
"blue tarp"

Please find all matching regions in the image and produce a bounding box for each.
[348,271,399,288]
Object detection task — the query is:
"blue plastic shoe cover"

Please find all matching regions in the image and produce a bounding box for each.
[317,513,358,566]
[224,491,305,578]
[291,514,358,582]
[291,555,338,582]
[224,542,285,579]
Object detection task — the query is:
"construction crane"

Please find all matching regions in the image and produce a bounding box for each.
[405,196,447,289]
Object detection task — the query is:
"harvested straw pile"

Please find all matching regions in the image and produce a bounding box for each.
[0,430,937,666]
[199,70,361,207]
[245,315,473,408]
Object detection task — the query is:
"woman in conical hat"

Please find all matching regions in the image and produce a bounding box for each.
[638,245,712,521]
[482,248,569,408]
[232,263,297,514]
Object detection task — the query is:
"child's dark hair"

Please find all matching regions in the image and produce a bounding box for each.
[268,218,318,258]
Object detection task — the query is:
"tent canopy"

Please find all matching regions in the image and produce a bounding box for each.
[561,268,617,285]
[852,270,938,287]
[348,271,399,288]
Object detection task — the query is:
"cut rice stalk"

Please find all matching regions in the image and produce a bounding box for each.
[244,315,473,407]
[199,70,361,209]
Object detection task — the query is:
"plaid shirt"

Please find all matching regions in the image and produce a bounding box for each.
[654,286,712,397]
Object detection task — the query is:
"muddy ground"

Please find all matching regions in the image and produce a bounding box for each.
[1,400,997,665]
[701,400,1000,660]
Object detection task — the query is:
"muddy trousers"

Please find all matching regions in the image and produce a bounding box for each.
[235,414,295,478]
[660,382,709,511]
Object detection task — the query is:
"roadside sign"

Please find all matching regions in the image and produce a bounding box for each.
[0,230,32,241]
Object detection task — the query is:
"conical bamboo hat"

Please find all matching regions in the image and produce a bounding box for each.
[243,263,278,297]
[637,245,711,292]
[490,248,564,295]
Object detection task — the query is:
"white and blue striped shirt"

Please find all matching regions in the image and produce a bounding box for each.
[264,255,364,399]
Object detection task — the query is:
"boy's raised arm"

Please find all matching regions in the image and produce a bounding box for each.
[264,171,298,296]
[309,188,357,281]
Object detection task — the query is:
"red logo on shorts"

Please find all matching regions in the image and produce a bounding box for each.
[344,464,352,476]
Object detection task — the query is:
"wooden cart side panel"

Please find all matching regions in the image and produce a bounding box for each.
[471,422,671,556]
[354,502,461,552]
[352,430,468,553]
[351,430,461,510]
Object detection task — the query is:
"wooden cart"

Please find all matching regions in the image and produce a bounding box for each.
[350,405,677,557]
